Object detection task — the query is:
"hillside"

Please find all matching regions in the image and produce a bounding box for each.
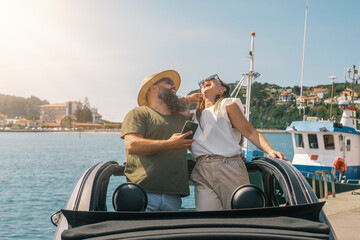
[1,80,358,128]
[0,94,49,119]
[188,81,359,129]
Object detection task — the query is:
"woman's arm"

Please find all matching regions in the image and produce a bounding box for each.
[179,92,202,118]
[226,102,285,159]
[181,93,202,105]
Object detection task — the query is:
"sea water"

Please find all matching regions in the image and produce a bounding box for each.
[0,132,292,239]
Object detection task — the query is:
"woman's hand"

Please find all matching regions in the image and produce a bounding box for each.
[186,93,202,104]
[268,150,286,160]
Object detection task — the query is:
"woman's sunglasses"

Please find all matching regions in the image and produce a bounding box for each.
[198,74,220,87]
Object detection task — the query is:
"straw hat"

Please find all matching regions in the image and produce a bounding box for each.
[137,70,181,106]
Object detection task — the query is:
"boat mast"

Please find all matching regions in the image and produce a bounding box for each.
[230,32,260,157]
[243,32,258,157]
[245,32,256,121]
[343,65,359,129]
[299,1,308,115]
[329,76,336,120]
[350,65,358,106]
[230,32,259,116]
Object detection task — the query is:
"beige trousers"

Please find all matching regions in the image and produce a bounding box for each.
[190,155,250,211]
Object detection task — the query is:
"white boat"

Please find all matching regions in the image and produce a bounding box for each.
[286,104,360,185]
[286,2,360,189]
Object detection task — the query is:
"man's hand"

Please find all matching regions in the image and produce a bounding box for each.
[167,131,195,149]
[124,131,194,156]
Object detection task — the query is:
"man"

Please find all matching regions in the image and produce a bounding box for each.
[121,70,199,211]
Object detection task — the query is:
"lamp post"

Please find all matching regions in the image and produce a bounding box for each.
[329,76,336,120]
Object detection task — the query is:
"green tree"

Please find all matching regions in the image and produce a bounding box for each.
[293,85,301,95]
[26,115,39,120]
[75,106,93,123]
[62,116,75,128]
[251,81,269,107]
[0,94,48,118]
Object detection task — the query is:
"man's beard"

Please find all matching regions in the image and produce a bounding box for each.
[158,87,186,112]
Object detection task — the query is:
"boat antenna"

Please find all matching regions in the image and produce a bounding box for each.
[299,1,308,116]
[344,65,359,107]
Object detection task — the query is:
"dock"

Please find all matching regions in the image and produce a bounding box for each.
[321,190,360,240]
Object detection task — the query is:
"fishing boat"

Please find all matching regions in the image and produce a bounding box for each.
[286,102,360,194]
[285,1,360,195]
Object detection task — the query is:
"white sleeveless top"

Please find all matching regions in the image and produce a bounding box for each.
[191,98,244,159]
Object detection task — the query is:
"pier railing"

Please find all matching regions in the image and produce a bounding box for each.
[312,170,336,199]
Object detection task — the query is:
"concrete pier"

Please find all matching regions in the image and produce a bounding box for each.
[322,190,360,240]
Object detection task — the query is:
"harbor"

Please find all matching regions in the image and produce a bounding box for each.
[1,1,360,239]
[1,129,360,239]
[322,190,360,240]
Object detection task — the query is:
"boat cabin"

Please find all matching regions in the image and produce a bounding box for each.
[287,120,360,183]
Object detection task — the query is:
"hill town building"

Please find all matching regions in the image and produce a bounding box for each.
[39,103,67,123]
[278,91,296,104]
[313,88,329,99]
[335,89,359,104]
[0,112,7,128]
[39,101,102,123]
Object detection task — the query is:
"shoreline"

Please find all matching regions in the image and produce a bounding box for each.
[0,129,120,133]
[257,129,287,133]
[1,129,287,133]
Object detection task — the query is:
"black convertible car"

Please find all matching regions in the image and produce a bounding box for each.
[52,157,336,239]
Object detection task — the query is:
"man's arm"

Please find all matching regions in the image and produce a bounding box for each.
[124,132,195,156]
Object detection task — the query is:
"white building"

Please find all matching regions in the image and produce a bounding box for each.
[66,101,81,116]
[39,103,66,123]
[313,88,329,99]
[91,107,102,123]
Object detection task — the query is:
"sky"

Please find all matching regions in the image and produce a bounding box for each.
[1,0,359,122]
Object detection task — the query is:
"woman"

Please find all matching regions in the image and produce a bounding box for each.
[190,74,285,211]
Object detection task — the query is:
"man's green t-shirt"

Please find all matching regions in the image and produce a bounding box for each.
[121,106,190,196]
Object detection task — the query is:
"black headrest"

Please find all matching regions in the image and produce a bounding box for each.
[231,184,266,209]
[112,182,148,211]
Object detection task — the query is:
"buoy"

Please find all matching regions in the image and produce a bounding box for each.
[333,157,347,174]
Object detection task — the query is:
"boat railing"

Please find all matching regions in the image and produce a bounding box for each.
[346,179,360,184]
[299,170,314,178]
[242,146,267,159]
[312,170,336,199]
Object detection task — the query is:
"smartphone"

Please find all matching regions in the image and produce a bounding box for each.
[181,120,198,139]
